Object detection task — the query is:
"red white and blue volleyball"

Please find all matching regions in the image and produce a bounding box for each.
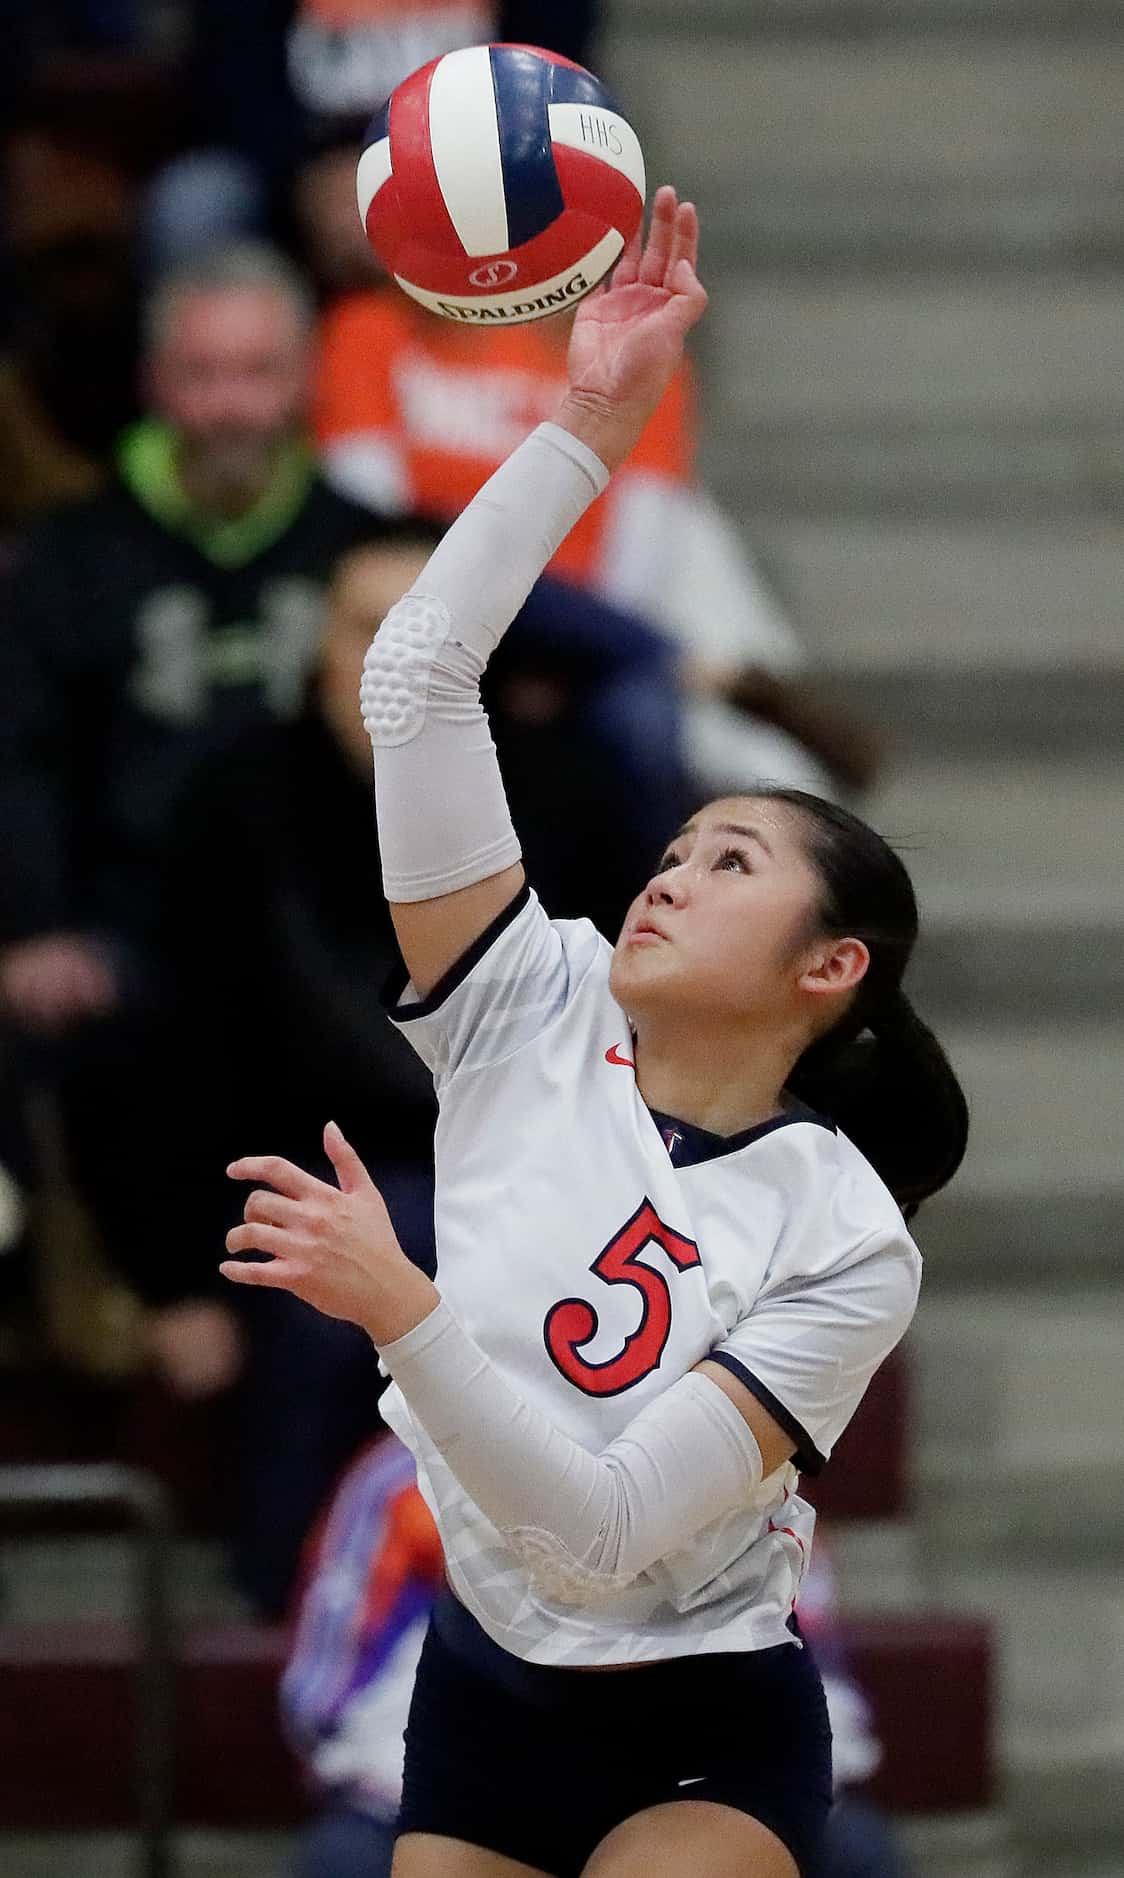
[357,44,646,325]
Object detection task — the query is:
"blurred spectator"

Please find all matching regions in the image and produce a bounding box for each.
[282,1431,440,1878]
[0,241,383,1379]
[4,2,165,62]
[283,1437,911,1878]
[0,121,139,527]
[2,2,189,339]
[0,1053,33,1357]
[143,2,598,271]
[0,239,377,1024]
[118,528,672,1613]
[313,289,881,802]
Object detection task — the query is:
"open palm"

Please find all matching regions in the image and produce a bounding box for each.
[565,186,707,438]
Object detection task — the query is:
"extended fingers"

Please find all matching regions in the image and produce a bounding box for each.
[322,1120,373,1196]
[225,1220,295,1258]
[637,185,678,286]
[227,1153,322,1200]
[219,1255,297,1290]
[667,256,709,335]
[243,1187,302,1228]
[613,219,644,288]
[667,199,699,285]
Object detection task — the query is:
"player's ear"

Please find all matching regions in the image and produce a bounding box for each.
[797,936,869,1003]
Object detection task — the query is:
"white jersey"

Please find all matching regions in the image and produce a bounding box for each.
[379,888,921,1666]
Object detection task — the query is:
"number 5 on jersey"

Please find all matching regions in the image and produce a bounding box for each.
[544,1200,701,1396]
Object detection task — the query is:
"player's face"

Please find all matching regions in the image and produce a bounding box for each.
[610,797,835,1029]
[149,288,309,483]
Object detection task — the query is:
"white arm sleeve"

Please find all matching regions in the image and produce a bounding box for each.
[380,1298,764,1605]
[359,423,608,903]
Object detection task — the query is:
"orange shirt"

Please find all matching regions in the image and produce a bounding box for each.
[314,289,696,588]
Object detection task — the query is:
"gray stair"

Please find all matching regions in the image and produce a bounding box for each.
[817,666,1122,760]
[916,1557,1124,1860]
[925,1021,1123,1191]
[861,754,1124,1077]
[917,1185,1124,1287]
[605,15,1124,517]
[748,516,1124,755]
[704,419,1124,520]
[911,1018,1124,1273]
[701,271,1124,509]
[915,1287,1124,1557]
[708,275,1124,430]
[608,36,1124,262]
[864,757,1124,923]
[0,1833,290,1878]
[618,39,1124,181]
[866,757,1124,1028]
[0,1535,247,1625]
[747,520,1124,671]
[609,0,1124,32]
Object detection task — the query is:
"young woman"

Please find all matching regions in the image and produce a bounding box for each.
[221,190,968,1878]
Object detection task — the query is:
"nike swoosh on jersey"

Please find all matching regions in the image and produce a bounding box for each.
[605,1044,636,1069]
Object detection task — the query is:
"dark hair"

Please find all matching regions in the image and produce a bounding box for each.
[759,788,969,1219]
[337,515,449,568]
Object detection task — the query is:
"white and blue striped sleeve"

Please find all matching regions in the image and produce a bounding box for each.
[381,885,607,1090]
[709,1213,922,1477]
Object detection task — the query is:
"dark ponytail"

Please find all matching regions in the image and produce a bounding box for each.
[761,789,969,1218]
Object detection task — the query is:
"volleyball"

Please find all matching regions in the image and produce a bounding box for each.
[356,44,646,326]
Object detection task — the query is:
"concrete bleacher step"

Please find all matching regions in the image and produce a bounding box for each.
[813,665,1122,770]
[917,1184,1124,1288]
[1010,1759,1124,1866]
[911,909,1123,1026]
[703,417,1124,520]
[897,1812,1014,1878]
[935,1563,1124,1771]
[689,271,1124,516]
[0,1534,247,1625]
[916,1022,1123,1198]
[913,1287,1124,1558]
[609,0,1124,33]
[862,755,1124,922]
[859,751,1118,1029]
[857,756,1124,1023]
[1,1832,291,1878]
[707,272,1124,432]
[745,515,1124,758]
[747,518,1124,674]
[928,1558,1124,1868]
[606,34,1124,263]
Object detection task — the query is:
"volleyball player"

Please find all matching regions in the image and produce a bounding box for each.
[221,188,968,1878]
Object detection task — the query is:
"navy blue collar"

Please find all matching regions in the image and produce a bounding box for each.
[646,1101,835,1169]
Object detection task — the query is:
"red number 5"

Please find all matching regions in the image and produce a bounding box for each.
[543,1200,701,1397]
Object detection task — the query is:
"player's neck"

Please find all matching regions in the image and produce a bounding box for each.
[632,1021,794,1139]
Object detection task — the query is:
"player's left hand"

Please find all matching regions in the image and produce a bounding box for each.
[557,184,707,474]
[221,1122,438,1344]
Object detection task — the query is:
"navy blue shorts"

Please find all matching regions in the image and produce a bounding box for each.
[397,1590,833,1876]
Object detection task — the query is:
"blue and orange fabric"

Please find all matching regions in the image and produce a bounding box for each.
[281,1433,444,1759]
[313,287,696,587]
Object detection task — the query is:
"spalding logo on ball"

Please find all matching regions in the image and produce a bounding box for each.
[357,43,645,325]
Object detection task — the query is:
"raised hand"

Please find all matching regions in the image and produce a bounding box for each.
[220,1122,438,1344]
[558,185,707,473]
